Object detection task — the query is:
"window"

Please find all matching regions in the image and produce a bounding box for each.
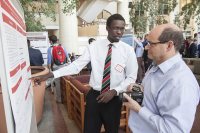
[158,3,169,15]
[135,2,144,16]
[183,30,192,38]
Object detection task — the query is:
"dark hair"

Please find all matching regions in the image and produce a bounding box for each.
[194,33,197,38]
[49,35,57,44]
[106,14,125,27]
[27,39,30,47]
[144,34,148,38]
[88,38,95,44]
[138,36,142,40]
[158,28,184,51]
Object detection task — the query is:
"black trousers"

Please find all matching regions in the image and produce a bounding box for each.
[84,89,122,133]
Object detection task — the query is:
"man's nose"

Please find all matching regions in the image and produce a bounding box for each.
[116,30,123,34]
[145,44,150,50]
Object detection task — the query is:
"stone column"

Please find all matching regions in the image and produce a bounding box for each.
[169,0,180,24]
[169,11,175,24]
[117,0,131,28]
[58,0,78,54]
[146,11,150,33]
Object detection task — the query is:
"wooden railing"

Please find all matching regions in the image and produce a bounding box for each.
[61,76,130,133]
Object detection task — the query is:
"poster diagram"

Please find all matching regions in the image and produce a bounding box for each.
[0,0,33,132]
[27,32,50,65]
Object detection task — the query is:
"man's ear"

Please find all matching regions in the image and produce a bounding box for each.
[167,41,174,51]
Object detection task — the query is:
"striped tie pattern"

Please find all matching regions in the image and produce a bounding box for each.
[101,44,113,94]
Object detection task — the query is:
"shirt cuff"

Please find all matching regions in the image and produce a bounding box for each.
[53,70,61,79]
[138,106,153,122]
[111,86,122,95]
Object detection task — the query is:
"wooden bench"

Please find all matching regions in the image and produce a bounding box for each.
[68,82,85,133]
[64,76,129,133]
[61,75,90,119]
[61,78,73,118]
[191,104,200,133]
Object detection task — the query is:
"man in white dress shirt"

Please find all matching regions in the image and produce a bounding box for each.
[32,14,138,133]
[124,23,200,133]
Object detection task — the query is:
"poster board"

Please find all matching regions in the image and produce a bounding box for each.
[0,0,33,133]
[27,32,50,65]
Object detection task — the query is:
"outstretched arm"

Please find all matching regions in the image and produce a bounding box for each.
[31,72,54,86]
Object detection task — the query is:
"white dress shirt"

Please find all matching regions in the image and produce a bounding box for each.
[129,53,200,133]
[53,39,138,94]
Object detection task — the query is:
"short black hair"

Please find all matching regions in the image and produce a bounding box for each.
[49,35,57,44]
[158,28,184,51]
[88,38,95,44]
[194,33,197,38]
[106,14,125,27]
[27,39,30,47]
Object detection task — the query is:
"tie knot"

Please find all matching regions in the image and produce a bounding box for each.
[109,44,113,48]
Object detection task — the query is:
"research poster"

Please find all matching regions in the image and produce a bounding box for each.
[0,0,33,132]
[27,32,50,65]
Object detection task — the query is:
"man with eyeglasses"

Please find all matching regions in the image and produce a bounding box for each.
[31,14,138,133]
[124,24,200,133]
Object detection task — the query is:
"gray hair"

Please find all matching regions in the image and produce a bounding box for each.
[158,28,184,51]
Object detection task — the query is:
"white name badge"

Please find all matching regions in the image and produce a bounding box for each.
[115,64,124,73]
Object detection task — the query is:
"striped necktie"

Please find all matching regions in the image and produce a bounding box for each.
[101,44,113,94]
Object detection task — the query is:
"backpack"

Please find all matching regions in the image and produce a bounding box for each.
[52,45,66,65]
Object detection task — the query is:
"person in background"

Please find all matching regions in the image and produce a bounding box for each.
[28,39,44,66]
[124,24,200,133]
[47,35,70,102]
[70,52,78,62]
[194,33,200,57]
[47,35,70,70]
[188,38,198,58]
[198,43,200,58]
[32,14,138,133]
[179,41,185,57]
[183,37,190,57]
[87,38,96,72]
[142,34,152,72]
[134,37,144,84]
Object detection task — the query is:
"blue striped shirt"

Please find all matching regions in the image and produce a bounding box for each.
[129,53,200,133]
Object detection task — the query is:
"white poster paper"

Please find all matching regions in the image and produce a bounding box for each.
[0,0,33,132]
[27,32,50,65]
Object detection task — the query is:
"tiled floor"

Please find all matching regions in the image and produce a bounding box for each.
[38,89,126,133]
[38,88,200,133]
[38,88,90,133]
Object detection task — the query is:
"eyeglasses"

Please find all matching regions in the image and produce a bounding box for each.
[148,41,168,46]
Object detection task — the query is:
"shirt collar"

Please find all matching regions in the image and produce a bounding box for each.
[105,38,120,48]
[158,53,182,74]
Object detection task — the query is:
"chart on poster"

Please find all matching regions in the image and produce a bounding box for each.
[0,0,33,133]
[27,32,50,65]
